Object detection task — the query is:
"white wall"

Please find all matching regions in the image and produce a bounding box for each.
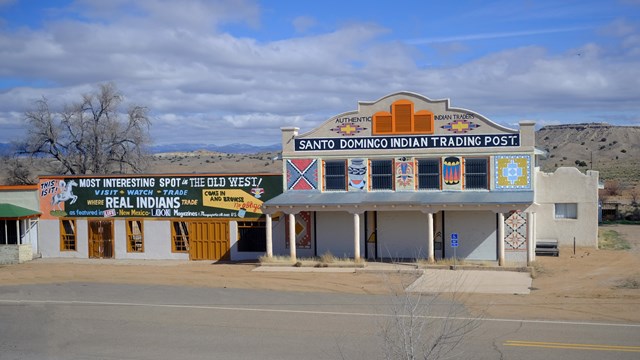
[316,211,364,258]
[535,168,599,247]
[445,211,497,261]
[141,220,188,260]
[377,211,428,260]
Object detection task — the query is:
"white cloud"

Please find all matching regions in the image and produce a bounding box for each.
[0,1,639,147]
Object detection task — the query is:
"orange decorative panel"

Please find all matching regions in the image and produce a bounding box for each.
[374,113,393,134]
[414,111,433,133]
[372,99,434,135]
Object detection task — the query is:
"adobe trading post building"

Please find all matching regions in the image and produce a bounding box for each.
[263,92,599,265]
[37,174,283,261]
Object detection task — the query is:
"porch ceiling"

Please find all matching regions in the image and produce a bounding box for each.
[263,191,534,209]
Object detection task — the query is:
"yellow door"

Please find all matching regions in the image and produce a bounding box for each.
[189,221,229,261]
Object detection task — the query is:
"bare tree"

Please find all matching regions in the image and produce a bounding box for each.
[1,154,38,185]
[15,83,151,177]
[378,268,481,360]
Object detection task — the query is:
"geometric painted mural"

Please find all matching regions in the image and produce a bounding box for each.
[285,211,312,249]
[504,211,527,250]
[348,158,367,191]
[395,157,415,191]
[442,156,462,190]
[440,119,480,133]
[495,155,531,190]
[286,159,318,190]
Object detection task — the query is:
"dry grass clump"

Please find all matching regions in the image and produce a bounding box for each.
[258,252,363,267]
[598,229,631,250]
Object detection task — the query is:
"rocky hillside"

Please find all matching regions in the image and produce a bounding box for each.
[536,123,640,183]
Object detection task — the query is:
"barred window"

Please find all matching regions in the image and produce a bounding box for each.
[464,158,488,190]
[126,220,144,253]
[171,221,189,252]
[237,221,267,252]
[370,159,394,190]
[417,159,440,190]
[324,160,346,191]
[60,219,76,251]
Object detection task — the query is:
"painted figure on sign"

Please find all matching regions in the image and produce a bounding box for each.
[51,180,78,210]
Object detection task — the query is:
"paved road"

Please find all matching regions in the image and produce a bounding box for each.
[0,283,638,359]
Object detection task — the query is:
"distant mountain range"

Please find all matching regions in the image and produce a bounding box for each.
[0,142,281,155]
[150,142,281,154]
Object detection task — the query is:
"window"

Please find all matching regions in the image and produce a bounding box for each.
[418,159,440,190]
[555,203,577,219]
[370,159,394,190]
[464,158,488,189]
[324,160,346,191]
[237,221,267,252]
[171,221,189,252]
[60,219,76,251]
[126,220,144,252]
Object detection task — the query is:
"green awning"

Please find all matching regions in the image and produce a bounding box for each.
[0,203,41,220]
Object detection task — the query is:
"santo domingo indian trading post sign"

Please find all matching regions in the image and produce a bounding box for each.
[39,174,282,220]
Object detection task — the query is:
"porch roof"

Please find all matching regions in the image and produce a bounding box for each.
[0,203,41,220]
[263,191,534,209]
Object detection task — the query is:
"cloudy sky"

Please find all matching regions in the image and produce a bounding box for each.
[1,0,639,146]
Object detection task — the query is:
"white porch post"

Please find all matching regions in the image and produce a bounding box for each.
[287,213,296,262]
[527,212,535,264]
[427,212,435,263]
[498,212,505,266]
[17,220,21,245]
[3,220,7,245]
[265,214,273,258]
[353,212,360,261]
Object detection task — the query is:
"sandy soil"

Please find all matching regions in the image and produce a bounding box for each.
[1,225,638,323]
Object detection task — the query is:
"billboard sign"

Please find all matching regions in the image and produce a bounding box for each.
[39,174,282,220]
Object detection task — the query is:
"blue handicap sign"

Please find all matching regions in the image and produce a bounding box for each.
[451,233,458,241]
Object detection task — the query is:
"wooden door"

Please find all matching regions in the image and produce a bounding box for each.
[88,220,114,259]
[189,221,229,261]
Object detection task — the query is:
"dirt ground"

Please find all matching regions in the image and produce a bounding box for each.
[1,225,638,323]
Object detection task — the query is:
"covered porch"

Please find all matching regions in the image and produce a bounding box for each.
[262,191,538,266]
[0,203,40,264]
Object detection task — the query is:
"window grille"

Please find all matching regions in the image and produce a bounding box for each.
[60,219,76,251]
[464,158,488,189]
[324,160,346,191]
[172,221,190,252]
[418,159,440,190]
[127,220,144,252]
[370,159,394,190]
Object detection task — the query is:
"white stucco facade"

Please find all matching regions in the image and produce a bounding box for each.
[263,92,600,266]
[534,167,599,247]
